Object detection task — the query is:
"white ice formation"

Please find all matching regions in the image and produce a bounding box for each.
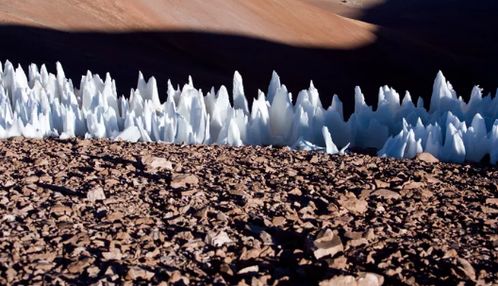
[1,60,498,164]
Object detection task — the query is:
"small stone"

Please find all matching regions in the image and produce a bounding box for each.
[3,214,16,222]
[87,186,106,201]
[289,188,302,196]
[455,257,476,281]
[272,216,286,227]
[371,189,401,200]
[416,152,439,163]
[106,211,124,222]
[485,198,498,206]
[329,256,348,270]
[402,181,425,190]
[220,263,234,276]
[87,266,100,278]
[23,175,39,184]
[313,229,343,259]
[205,231,232,247]
[126,267,155,281]
[170,174,199,189]
[169,270,187,283]
[374,180,389,189]
[237,265,259,274]
[51,204,72,215]
[77,140,92,147]
[348,238,368,248]
[358,272,384,286]
[102,248,123,261]
[338,194,368,214]
[67,257,94,274]
[141,155,173,171]
[319,275,356,286]
[34,158,49,166]
[6,267,17,283]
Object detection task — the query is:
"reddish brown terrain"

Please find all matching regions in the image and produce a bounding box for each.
[0,0,377,48]
[0,138,497,285]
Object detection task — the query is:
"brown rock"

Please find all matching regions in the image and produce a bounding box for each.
[23,175,39,184]
[141,155,173,171]
[272,216,286,227]
[416,152,439,163]
[126,267,155,281]
[374,180,390,189]
[170,174,199,189]
[313,229,343,259]
[205,231,232,247]
[102,248,123,261]
[455,257,476,281]
[106,211,124,222]
[169,270,189,284]
[51,204,72,215]
[402,181,425,190]
[358,273,384,286]
[329,256,348,269]
[34,158,49,166]
[67,257,94,274]
[485,198,498,206]
[320,275,356,286]
[6,267,17,283]
[237,265,259,274]
[289,188,302,196]
[87,186,106,201]
[338,194,368,214]
[371,189,401,200]
[87,266,100,278]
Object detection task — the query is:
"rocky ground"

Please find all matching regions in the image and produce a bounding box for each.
[0,137,496,285]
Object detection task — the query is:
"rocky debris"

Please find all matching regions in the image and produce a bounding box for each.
[0,137,496,285]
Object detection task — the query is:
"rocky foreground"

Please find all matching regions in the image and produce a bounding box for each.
[0,138,496,285]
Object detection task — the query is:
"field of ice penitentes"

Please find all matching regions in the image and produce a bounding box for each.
[0,60,497,164]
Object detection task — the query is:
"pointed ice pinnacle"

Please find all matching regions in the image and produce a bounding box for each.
[267,71,281,104]
[1,61,498,164]
[322,126,339,154]
[233,71,249,114]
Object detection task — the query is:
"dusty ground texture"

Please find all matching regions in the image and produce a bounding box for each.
[0,138,496,285]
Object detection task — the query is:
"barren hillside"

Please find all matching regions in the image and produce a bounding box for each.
[0,0,376,48]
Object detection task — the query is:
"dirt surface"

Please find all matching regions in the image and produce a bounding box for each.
[0,138,496,285]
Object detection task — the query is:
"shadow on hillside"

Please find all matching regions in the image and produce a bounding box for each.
[0,0,497,116]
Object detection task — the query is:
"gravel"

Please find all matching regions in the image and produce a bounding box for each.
[0,137,496,285]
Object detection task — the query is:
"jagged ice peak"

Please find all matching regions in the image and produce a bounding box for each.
[1,60,498,164]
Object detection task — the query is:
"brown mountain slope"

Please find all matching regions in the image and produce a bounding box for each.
[0,0,377,48]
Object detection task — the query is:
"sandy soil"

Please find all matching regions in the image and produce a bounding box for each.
[0,138,496,285]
